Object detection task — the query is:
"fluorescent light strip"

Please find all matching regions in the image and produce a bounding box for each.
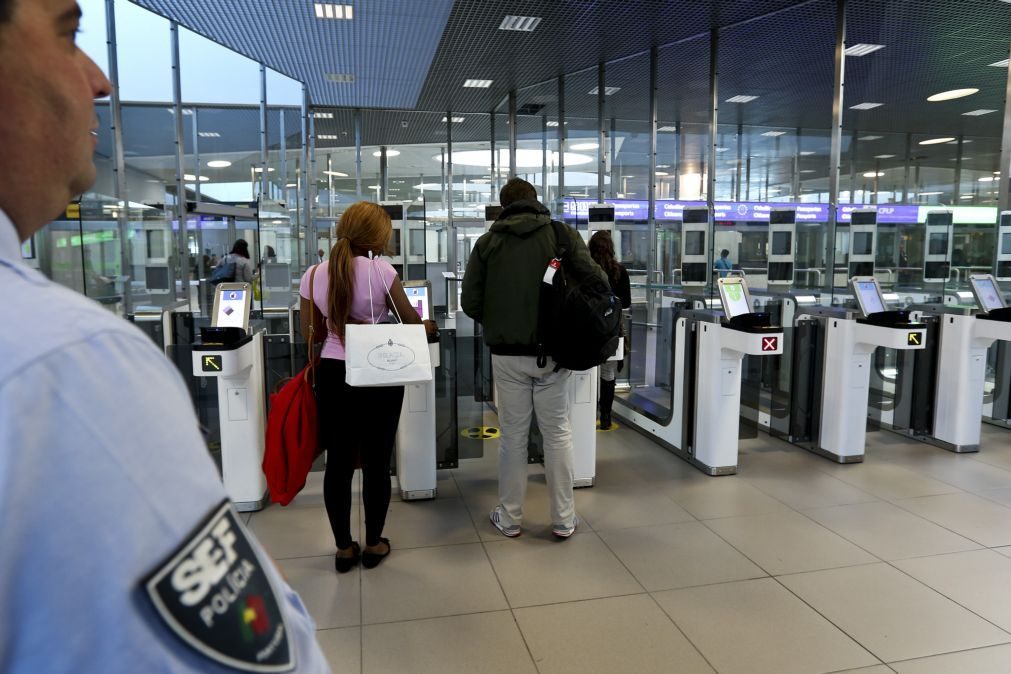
[318,134,339,140]
[858,135,883,141]
[874,154,896,159]
[463,79,493,88]
[927,88,978,102]
[588,86,621,95]
[990,58,1010,68]
[919,137,955,145]
[499,15,541,31]
[963,109,998,116]
[442,116,465,123]
[761,131,787,137]
[657,125,677,132]
[725,95,758,103]
[850,102,883,110]
[844,43,885,56]
[198,131,221,138]
[325,73,355,83]
[313,112,334,119]
[314,4,353,20]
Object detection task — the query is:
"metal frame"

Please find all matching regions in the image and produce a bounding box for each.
[825,0,847,295]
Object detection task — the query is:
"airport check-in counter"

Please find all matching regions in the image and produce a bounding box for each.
[792,277,926,463]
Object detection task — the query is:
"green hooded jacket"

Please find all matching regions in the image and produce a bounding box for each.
[461,200,607,355]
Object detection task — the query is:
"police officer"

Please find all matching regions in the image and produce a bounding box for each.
[0,2,330,671]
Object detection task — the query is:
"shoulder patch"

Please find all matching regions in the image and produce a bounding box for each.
[144,501,295,672]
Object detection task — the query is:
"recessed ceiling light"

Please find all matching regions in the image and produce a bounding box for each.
[862,171,885,177]
[252,167,275,173]
[658,125,678,132]
[206,160,231,168]
[655,171,669,176]
[286,183,297,188]
[313,112,334,119]
[963,109,998,116]
[990,58,1010,68]
[464,79,493,88]
[324,170,348,177]
[499,15,541,31]
[569,142,599,150]
[919,137,956,145]
[442,116,466,123]
[762,131,787,137]
[183,174,210,182]
[657,164,671,168]
[850,102,883,110]
[801,170,816,174]
[858,135,883,141]
[325,73,355,83]
[314,4,353,20]
[844,43,885,56]
[588,86,621,95]
[373,150,400,157]
[960,194,975,199]
[726,95,758,103]
[979,177,996,182]
[318,134,339,140]
[546,120,560,127]
[917,192,944,196]
[927,88,978,102]
[367,185,380,189]
[800,151,816,156]
[874,154,896,159]
[198,131,221,138]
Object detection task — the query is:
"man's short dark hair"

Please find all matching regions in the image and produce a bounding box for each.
[499,178,538,208]
[0,0,16,24]
[720,249,730,257]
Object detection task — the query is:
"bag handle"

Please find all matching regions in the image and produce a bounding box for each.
[306,263,320,386]
[366,251,404,325]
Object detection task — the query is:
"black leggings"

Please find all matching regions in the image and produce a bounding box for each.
[315,358,405,549]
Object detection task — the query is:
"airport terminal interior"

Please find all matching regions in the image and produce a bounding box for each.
[28,0,1011,671]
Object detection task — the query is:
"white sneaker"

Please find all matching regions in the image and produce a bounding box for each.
[552,516,578,539]
[490,506,521,538]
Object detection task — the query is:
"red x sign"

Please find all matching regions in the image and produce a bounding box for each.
[762,336,778,352]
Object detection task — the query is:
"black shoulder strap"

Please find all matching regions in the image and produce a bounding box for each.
[550,220,570,260]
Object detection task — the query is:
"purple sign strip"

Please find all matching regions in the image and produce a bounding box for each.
[563,199,920,224]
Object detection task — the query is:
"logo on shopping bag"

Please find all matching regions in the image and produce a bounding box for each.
[367,338,417,371]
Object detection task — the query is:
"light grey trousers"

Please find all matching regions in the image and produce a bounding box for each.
[492,355,575,528]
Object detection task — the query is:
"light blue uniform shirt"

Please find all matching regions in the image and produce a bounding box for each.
[0,210,330,673]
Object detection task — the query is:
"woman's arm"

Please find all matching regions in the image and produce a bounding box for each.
[387,277,437,336]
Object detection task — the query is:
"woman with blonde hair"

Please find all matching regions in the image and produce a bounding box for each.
[299,201,436,573]
[587,230,631,430]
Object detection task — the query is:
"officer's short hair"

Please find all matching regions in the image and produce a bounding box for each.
[0,0,16,23]
[499,178,537,208]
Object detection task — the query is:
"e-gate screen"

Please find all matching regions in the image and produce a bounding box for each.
[855,280,885,315]
[772,231,792,256]
[684,231,705,256]
[852,232,873,255]
[405,286,430,320]
[217,289,247,328]
[720,280,751,318]
[1003,233,1011,256]
[929,233,949,255]
[971,277,1005,312]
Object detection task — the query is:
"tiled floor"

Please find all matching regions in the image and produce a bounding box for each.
[248,419,1011,673]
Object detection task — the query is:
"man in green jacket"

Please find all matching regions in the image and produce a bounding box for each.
[462,178,606,539]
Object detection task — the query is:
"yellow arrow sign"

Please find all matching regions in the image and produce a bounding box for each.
[202,355,223,372]
[908,332,921,346]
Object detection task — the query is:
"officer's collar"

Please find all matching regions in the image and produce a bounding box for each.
[0,208,21,263]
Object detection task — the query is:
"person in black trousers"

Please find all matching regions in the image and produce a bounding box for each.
[588,230,631,430]
[299,201,435,572]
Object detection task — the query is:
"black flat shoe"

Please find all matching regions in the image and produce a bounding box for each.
[334,542,360,573]
[361,538,391,569]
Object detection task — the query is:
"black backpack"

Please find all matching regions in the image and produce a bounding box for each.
[536,220,621,371]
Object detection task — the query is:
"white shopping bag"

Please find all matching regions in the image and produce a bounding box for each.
[607,336,624,361]
[344,253,433,387]
[345,323,432,386]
